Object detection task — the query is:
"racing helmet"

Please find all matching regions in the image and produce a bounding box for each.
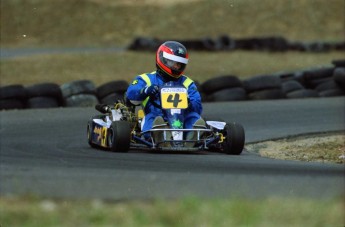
[156,41,189,80]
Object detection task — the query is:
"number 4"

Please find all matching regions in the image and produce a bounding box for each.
[167,93,182,108]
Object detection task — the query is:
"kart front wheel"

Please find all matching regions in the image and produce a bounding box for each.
[87,122,97,148]
[108,121,131,152]
[222,122,245,155]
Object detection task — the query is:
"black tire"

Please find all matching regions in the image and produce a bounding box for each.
[222,123,245,155]
[304,77,333,89]
[177,39,205,51]
[319,89,344,97]
[217,35,235,50]
[208,87,247,102]
[200,92,209,102]
[292,71,307,87]
[64,94,99,107]
[286,89,319,99]
[127,37,160,51]
[315,80,340,92]
[0,85,27,100]
[276,72,296,83]
[305,42,332,52]
[26,83,62,98]
[201,75,243,94]
[108,121,131,152]
[100,93,125,105]
[248,89,286,100]
[87,122,92,146]
[0,99,25,110]
[202,37,222,51]
[234,37,257,50]
[97,80,129,99]
[331,59,345,67]
[87,122,98,148]
[243,75,282,93]
[267,36,289,51]
[281,80,304,94]
[26,96,59,109]
[303,67,334,81]
[60,80,96,98]
[289,41,308,52]
[333,67,345,89]
[25,83,63,105]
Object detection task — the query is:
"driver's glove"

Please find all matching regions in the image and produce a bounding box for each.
[142,85,159,97]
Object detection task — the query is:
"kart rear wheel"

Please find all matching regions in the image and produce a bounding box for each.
[222,122,245,155]
[108,121,131,152]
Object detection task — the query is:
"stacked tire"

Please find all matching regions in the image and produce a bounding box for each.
[297,66,343,98]
[302,67,334,89]
[0,85,27,110]
[1,59,344,110]
[243,75,285,100]
[25,83,63,108]
[96,80,129,105]
[127,36,344,52]
[0,83,64,110]
[332,67,345,94]
[60,80,99,107]
[200,75,247,102]
[314,66,345,97]
[279,71,317,99]
[315,68,344,97]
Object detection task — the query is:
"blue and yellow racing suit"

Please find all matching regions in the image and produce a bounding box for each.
[126,71,203,136]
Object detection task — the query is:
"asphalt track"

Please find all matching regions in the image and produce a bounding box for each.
[0,97,344,200]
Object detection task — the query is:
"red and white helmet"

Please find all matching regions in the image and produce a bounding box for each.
[156,41,189,79]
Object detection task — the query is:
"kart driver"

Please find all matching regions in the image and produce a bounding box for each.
[126,41,205,141]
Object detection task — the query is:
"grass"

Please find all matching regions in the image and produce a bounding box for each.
[1,51,343,86]
[1,0,343,48]
[0,196,343,227]
[1,0,343,86]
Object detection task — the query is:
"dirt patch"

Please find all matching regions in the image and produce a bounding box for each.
[246,132,345,164]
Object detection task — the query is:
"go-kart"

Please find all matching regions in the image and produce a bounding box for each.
[87,83,245,154]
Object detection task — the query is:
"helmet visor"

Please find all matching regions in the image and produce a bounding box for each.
[165,59,184,70]
[161,52,187,76]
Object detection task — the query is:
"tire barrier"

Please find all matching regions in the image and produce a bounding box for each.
[128,35,345,52]
[0,85,27,110]
[96,80,128,105]
[60,80,99,107]
[25,83,63,108]
[1,60,344,110]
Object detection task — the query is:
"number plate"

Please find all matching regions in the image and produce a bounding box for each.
[161,87,188,109]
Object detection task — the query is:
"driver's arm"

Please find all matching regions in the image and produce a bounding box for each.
[187,83,203,115]
[126,76,148,105]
